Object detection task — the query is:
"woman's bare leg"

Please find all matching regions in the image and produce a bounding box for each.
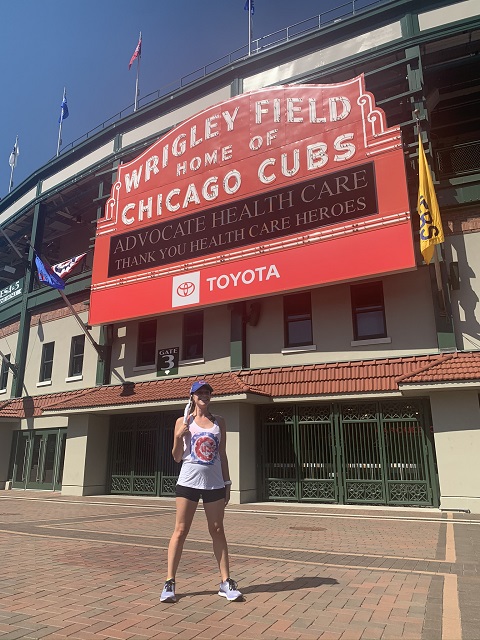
[166,497,198,579]
[203,498,229,581]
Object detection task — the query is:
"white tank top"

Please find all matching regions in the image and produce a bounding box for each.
[176,416,225,490]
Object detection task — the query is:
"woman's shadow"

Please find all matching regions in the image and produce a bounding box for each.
[241,576,338,595]
[175,576,338,601]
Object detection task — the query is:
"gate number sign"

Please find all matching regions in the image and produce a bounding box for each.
[157,347,179,377]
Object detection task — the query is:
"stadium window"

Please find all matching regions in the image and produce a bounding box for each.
[0,354,10,390]
[284,292,313,348]
[136,319,157,366]
[351,281,387,340]
[183,311,204,360]
[39,342,55,382]
[69,335,85,377]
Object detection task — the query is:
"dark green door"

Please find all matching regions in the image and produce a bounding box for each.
[11,429,67,490]
[259,404,338,503]
[258,400,438,507]
[11,432,29,487]
[109,412,180,496]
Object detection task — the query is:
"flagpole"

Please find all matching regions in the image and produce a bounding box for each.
[25,239,105,360]
[248,1,252,56]
[57,288,105,359]
[0,349,18,376]
[57,88,66,157]
[134,32,141,112]
[8,163,14,192]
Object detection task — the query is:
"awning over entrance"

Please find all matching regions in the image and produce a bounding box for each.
[1,351,480,418]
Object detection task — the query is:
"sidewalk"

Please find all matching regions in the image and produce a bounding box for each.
[0,491,478,640]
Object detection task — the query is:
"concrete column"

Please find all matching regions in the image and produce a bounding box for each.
[61,414,110,496]
[237,403,257,503]
[430,389,480,513]
[215,401,258,504]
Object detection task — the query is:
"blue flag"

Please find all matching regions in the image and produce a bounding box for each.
[34,254,66,290]
[244,0,254,14]
[58,95,69,123]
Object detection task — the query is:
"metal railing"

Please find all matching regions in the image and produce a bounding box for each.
[59,0,387,156]
[436,140,480,177]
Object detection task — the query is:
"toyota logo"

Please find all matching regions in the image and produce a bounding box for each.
[177,281,196,297]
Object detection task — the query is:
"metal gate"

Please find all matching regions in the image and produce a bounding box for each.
[108,411,180,496]
[258,400,438,507]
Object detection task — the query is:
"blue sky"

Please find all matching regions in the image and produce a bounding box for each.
[0,0,383,196]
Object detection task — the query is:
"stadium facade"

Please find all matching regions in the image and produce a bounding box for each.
[1,0,480,512]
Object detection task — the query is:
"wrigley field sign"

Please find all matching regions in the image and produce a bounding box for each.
[89,75,415,325]
[109,163,377,277]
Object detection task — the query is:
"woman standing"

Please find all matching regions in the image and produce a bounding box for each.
[160,380,243,603]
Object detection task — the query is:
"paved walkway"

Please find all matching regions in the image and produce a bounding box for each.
[0,492,478,640]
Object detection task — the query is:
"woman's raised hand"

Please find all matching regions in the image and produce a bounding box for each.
[174,420,190,440]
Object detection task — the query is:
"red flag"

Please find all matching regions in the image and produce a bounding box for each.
[52,253,87,279]
[129,34,142,69]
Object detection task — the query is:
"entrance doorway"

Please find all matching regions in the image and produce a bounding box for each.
[10,429,67,490]
[108,411,180,496]
[258,400,439,507]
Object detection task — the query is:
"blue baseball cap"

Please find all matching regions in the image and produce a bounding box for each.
[190,380,213,394]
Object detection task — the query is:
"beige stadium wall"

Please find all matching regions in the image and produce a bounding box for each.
[248,269,438,370]
[19,414,69,432]
[448,230,480,351]
[112,304,231,382]
[430,389,480,514]
[213,401,258,505]
[0,332,18,398]
[22,313,101,396]
[237,403,258,504]
[61,413,110,496]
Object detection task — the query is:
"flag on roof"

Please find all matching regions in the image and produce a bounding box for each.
[52,253,87,279]
[58,91,69,123]
[129,33,142,69]
[9,138,19,168]
[244,0,254,14]
[34,253,66,290]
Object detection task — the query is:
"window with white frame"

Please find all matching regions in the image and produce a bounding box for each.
[0,354,10,390]
[182,311,204,360]
[39,342,55,382]
[69,335,85,377]
[136,319,157,366]
[283,292,313,348]
[351,281,387,340]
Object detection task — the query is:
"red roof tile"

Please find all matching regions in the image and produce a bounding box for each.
[2,353,478,418]
[0,390,87,418]
[396,351,480,384]
[37,372,268,414]
[237,355,444,397]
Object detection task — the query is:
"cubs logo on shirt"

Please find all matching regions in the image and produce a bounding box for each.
[191,432,219,465]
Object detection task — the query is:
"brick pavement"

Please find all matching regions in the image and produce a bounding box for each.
[0,492,478,640]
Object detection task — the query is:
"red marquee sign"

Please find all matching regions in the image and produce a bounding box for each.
[89,75,415,325]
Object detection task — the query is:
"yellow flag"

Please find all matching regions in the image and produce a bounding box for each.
[417,134,444,264]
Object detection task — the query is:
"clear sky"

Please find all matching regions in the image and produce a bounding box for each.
[0,0,383,196]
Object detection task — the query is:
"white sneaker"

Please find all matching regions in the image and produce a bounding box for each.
[160,579,176,603]
[218,578,243,601]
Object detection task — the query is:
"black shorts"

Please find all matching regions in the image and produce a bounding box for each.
[176,484,226,503]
